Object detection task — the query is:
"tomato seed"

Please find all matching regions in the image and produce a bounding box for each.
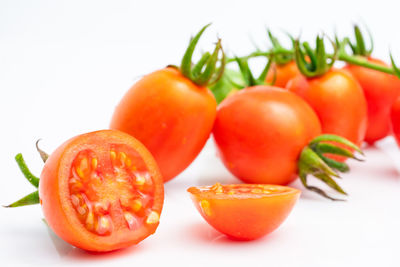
[86,212,95,231]
[91,158,98,170]
[110,150,117,161]
[124,212,138,230]
[131,199,142,212]
[146,211,159,224]
[96,216,112,235]
[200,200,211,216]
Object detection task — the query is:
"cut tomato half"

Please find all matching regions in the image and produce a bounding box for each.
[187,183,300,240]
[39,130,164,252]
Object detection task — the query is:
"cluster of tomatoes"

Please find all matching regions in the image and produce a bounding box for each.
[7,24,400,252]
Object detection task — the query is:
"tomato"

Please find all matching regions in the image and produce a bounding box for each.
[286,69,367,148]
[344,58,400,144]
[188,183,300,240]
[266,61,300,88]
[39,130,164,252]
[110,67,216,182]
[391,96,400,146]
[213,86,321,185]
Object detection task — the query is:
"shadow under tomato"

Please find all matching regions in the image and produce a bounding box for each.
[44,220,144,261]
[185,221,268,245]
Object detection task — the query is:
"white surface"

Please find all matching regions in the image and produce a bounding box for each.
[1,0,400,266]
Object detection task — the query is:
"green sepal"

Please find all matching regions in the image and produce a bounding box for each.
[4,191,39,208]
[15,153,40,188]
[267,29,293,65]
[318,154,350,173]
[36,139,49,163]
[293,35,337,78]
[180,24,225,87]
[298,134,364,201]
[347,24,374,57]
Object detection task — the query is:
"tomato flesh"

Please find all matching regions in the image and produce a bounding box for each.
[39,130,164,252]
[188,183,300,240]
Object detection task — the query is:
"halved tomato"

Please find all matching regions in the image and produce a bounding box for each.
[39,130,164,251]
[187,183,300,240]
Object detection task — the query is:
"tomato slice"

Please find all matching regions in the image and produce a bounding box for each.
[39,130,164,252]
[187,183,300,240]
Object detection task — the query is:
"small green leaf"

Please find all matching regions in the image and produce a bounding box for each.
[4,191,39,208]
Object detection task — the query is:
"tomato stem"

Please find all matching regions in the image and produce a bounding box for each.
[298,134,364,201]
[15,153,40,188]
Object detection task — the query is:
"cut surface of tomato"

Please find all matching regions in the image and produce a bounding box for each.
[188,183,300,241]
[39,130,164,252]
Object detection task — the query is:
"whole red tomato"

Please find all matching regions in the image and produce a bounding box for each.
[213,85,321,185]
[345,58,400,144]
[110,25,222,182]
[287,69,367,148]
[391,95,400,146]
[110,67,217,182]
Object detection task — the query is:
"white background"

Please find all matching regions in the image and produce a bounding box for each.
[1,0,400,266]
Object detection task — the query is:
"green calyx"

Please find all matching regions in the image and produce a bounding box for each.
[345,25,374,57]
[267,29,294,65]
[4,141,48,208]
[298,134,364,201]
[232,55,273,88]
[294,35,337,78]
[180,24,225,87]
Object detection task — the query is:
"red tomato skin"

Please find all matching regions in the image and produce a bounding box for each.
[213,86,321,185]
[39,130,164,252]
[110,67,217,182]
[345,58,400,144]
[266,61,301,88]
[391,96,400,146]
[287,69,367,148]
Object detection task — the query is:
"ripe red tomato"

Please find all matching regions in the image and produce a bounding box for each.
[188,183,300,240]
[39,130,164,252]
[110,67,216,182]
[344,58,400,144]
[266,61,300,88]
[213,86,321,185]
[391,96,400,146]
[286,69,367,148]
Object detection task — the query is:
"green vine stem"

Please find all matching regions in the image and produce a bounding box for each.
[227,27,400,78]
[298,134,364,201]
[180,24,225,87]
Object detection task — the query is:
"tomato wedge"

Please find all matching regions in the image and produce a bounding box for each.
[187,183,300,240]
[39,130,164,251]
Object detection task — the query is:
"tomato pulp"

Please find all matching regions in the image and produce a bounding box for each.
[110,67,217,182]
[188,183,300,240]
[345,58,400,144]
[213,86,321,185]
[39,130,164,252]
